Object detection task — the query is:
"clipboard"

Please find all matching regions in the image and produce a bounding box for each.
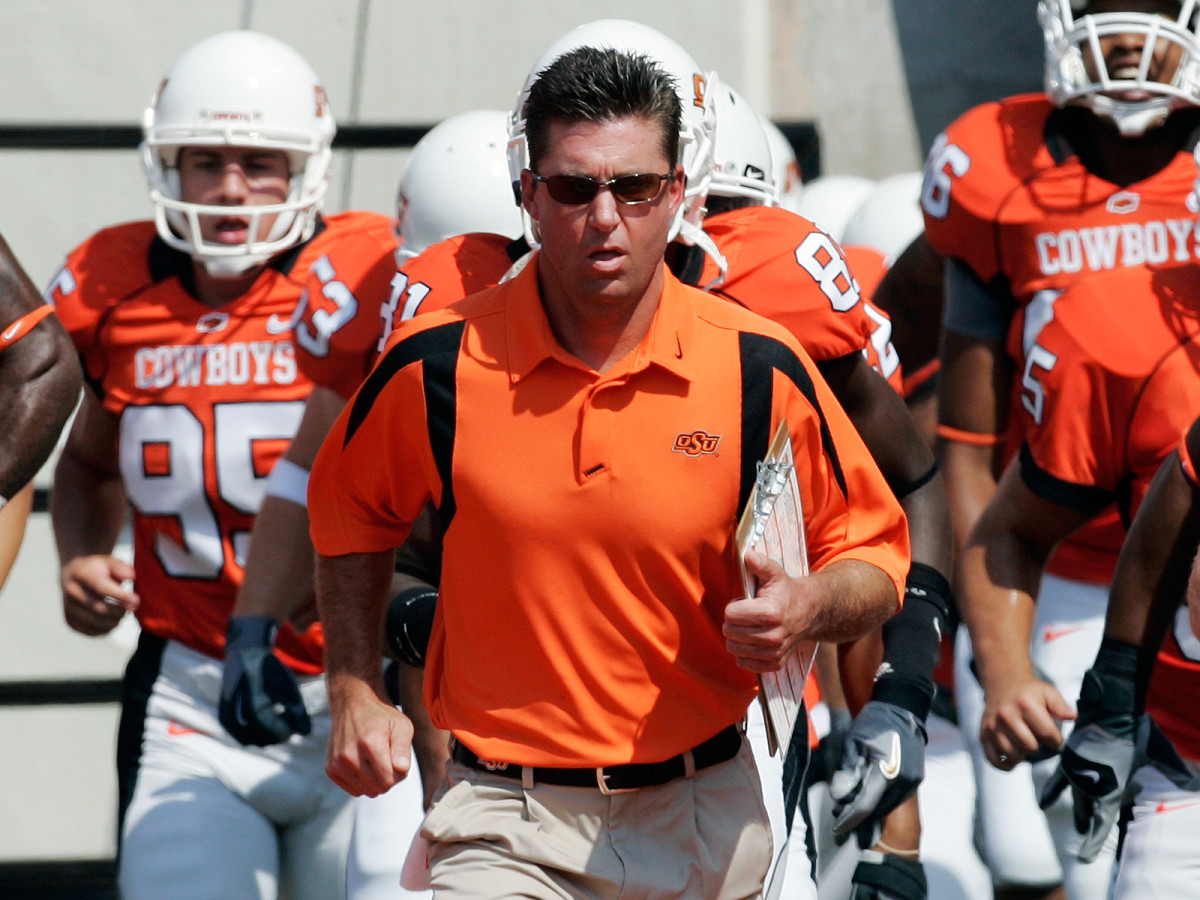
[734,419,818,756]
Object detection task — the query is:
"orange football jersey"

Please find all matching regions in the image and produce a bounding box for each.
[290,212,399,401]
[296,231,524,400]
[49,213,389,673]
[699,207,903,393]
[1011,263,1200,759]
[923,93,1200,583]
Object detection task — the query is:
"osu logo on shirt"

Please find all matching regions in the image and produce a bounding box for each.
[673,430,722,456]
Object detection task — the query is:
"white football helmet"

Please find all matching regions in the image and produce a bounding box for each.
[708,84,779,208]
[507,19,719,249]
[141,31,336,276]
[794,174,876,243]
[761,115,804,214]
[840,171,924,261]
[1041,0,1200,135]
[395,110,522,263]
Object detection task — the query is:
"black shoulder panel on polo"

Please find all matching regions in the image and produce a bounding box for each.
[343,319,465,526]
[738,332,848,515]
[1018,442,1114,519]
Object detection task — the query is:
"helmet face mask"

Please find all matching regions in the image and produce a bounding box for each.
[506,19,718,247]
[1041,0,1200,135]
[140,31,336,277]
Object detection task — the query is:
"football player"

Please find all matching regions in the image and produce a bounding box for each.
[960,206,1200,896]
[48,31,395,900]
[889,2,1200,896]
[0,228,81,591]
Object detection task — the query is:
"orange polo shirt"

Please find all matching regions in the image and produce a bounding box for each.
[309,258,909,767]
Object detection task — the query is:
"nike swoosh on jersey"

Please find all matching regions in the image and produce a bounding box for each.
[1043,624,1086,642]
[880,732,902,779]
[1075,768,1102,786]
[167,720,200,737]
[266,314,294,334]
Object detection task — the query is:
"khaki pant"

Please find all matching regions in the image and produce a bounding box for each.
[422,738,772,899]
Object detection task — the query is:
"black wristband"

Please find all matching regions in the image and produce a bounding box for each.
[1088,637,1156,716]
[386,587,439,668]
[872,564,952,721]
[225,614,279,650]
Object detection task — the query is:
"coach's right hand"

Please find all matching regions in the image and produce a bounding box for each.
[325,673,415,797]
[60,554,138,637]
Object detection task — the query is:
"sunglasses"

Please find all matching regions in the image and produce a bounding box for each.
[530,172,675,205]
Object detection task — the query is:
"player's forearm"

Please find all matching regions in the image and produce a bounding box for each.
[940,440,1001,555]
[1106,451,1200,652]
[956,537,1041,695]
[50,449,127,563]
[317,549,397,694]
[236,495,315,622]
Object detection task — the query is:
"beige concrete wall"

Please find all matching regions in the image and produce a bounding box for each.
[0,0,919,290]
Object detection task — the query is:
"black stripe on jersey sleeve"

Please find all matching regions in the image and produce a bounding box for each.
[342,323,463,533]
[738,332,849,515]
[1018,443,1114,519]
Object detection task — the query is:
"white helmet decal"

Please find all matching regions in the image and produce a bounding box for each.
[709,84,780,208]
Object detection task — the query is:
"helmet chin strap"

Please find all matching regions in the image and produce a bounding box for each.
[1083,94,1177,137]
[196,252,272,279]
[676,219,727,291]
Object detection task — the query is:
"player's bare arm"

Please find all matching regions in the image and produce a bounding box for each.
[1107,442,1200,654]
[52,388,139,636]
[317,547,414,797]
[938,327,1013,553]
[0,231,81,500]
[959,462,1088,769]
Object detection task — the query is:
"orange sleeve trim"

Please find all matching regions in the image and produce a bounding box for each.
[0,303,56,352]
[936,424,1004,447]
[902,359,940,398]
[1179,430,1200,490]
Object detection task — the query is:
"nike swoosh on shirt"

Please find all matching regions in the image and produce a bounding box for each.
[1075,768,1102,786]
[167,720,200,737]
[1043,624,1086,643]
[879,732,902,779]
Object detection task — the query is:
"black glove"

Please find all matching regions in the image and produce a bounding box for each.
[804,706,853,789]
[850,850,927,900]
[1038,664,1137,862]
[386,587,438,668]
[219,615,311,746]
[830,701,927,848]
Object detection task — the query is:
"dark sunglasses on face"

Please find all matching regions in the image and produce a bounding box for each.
[529,171,675,205]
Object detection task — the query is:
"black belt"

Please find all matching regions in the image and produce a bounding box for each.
[451,724,743,794]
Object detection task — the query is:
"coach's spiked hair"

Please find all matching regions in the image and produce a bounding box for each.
[524,46,682,171]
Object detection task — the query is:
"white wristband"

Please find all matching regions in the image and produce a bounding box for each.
[263,458,310,508]
[0,495,7,511]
